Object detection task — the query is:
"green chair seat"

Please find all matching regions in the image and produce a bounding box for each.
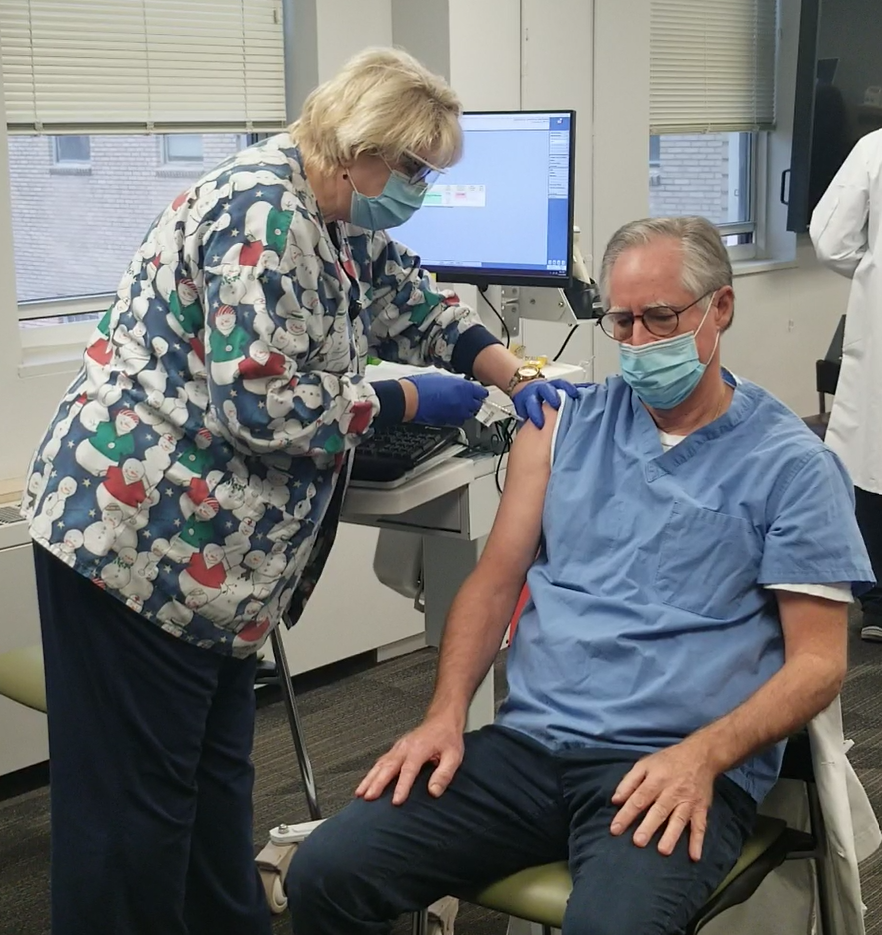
[0,644,47,713]
[471,814,789,930]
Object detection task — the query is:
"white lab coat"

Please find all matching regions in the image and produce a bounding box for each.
[810,128,882,495]
[703,698,880,935]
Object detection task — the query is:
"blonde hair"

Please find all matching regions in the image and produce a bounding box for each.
[290,47,463,174]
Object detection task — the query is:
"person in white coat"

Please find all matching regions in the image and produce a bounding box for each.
[811,127,882,641]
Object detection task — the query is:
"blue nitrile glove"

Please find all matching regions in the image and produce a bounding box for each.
[513,379,580,428]
[403,373,489,426]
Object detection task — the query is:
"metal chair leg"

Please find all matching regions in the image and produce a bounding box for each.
[411,908,429,935]
[270,627,322,821]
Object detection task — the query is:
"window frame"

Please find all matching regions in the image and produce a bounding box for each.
[648,129,764,263]
[18,292,114,323]
[720,130,762,263]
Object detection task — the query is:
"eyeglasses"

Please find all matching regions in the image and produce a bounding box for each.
[384,149,444,188]
[597,291,715,341]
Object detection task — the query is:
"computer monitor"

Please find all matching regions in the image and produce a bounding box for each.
[394,110,576,287]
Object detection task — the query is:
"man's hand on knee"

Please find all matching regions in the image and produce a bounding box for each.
[608,742,716,861]
[355,716,465,806]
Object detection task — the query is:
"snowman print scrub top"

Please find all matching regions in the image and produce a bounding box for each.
[21,133,492,656]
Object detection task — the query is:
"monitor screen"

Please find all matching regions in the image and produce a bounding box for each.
[393,110,575,287]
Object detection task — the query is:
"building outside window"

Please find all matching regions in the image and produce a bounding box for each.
[162,134,203,163]
[10,134,244,309]
[648,132,755,245]
[52,135,91,164]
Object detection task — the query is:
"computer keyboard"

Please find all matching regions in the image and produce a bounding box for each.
[350,424,463,484]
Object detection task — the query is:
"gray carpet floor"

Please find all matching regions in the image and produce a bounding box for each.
[0,611,880,935]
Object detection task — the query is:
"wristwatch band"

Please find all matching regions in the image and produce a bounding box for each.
[506,365,544,395]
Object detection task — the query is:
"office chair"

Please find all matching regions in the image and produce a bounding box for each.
[442,730,829,935]
[806,314,845,440]
[0,643,46,713]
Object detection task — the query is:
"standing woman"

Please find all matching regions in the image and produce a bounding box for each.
[22,48,572,935]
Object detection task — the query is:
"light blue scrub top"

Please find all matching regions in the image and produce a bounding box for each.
[496,375,874,802]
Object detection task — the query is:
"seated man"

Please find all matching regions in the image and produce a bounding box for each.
[286,217,874,935]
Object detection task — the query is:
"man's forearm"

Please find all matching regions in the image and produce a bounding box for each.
[426,570,521,730]
[687,654,845,774]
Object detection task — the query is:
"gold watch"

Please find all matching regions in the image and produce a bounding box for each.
[506,363,544,395]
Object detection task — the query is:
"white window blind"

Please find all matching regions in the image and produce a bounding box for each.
[0,0,287,135]
[650,0,777,135]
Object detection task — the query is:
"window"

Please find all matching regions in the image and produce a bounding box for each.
[53,135,91,164]
[0,0,286,325]
[648,132,755,247]
[162,134,203,163]
[11,134,247,313]
[650,0,777,258]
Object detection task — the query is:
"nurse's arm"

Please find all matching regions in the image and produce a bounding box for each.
[355,413,555,804]
[365,233,505,375]
[610,592,847,861]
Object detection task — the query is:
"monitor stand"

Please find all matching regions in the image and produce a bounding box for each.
[500,279,602,337]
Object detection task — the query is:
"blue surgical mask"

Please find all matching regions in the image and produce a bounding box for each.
[348,171,427,230]
[619,293,719,409]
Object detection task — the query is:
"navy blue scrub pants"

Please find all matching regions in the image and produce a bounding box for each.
[856,487,882,623]
[33,545,272,935]
[286,725,757,935]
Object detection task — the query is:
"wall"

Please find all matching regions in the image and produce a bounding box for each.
[315,0,393,79]
[390,0,450,81]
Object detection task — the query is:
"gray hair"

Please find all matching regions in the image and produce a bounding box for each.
[599,216,734,325]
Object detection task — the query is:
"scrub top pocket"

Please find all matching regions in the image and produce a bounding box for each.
[654,501,762,620]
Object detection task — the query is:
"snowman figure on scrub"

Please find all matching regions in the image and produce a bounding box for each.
[75,409,140,477]
[209,305,251,387]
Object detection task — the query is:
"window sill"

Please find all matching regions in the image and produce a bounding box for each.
[49,164,92,177]
[155,165,203,179]
[18,319,92,378]
[18,343,83,379]
[731,258,798,278]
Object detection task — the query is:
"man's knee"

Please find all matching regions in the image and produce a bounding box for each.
[561,877,708,935]
[285,818,355,912]
[285,799,403,926]
[562,902,669,935]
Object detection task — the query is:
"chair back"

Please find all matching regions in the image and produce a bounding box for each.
[0,644,47,713]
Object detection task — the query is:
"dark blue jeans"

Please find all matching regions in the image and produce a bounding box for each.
[34,545,272,935]
[287,725,756,935]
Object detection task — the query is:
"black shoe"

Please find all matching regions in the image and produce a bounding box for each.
[861,611,882,642]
